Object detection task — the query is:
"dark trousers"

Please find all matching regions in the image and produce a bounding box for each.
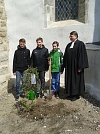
[38,71,45,91]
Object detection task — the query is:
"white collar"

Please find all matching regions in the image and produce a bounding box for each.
[70,39,77,48]
[70,42,74,48]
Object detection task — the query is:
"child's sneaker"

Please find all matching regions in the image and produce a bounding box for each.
[40,91,44,98]
[52,91,54,96]
[52,91,55,95]
[56,91,59,99]
[15,96,19,101]
[54,91,57,97]
[20,91,25,98]
[56,95,59,99]
[36,92,39,98]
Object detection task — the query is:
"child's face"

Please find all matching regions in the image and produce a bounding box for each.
[19,42,26,48]
[52,44,58,50]
[36,40,43,48]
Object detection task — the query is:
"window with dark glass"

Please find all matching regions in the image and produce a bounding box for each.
[55,0,78,21]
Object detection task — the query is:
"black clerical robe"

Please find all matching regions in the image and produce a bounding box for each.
[63,40,89,96]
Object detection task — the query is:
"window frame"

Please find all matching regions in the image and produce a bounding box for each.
[44,0,88,28]
[55,0,79,22]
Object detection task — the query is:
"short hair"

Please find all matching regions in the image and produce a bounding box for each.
[19,38,26,43]
[70,31,78,38]
[36,37,43,42]
[52,41,59,47]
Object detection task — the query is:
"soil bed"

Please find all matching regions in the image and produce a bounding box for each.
[0,89,100,134]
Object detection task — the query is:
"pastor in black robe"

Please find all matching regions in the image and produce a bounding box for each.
[62,40,89,96]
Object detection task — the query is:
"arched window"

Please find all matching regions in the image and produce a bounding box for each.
[55,0,78,21]
[44,0,88,27]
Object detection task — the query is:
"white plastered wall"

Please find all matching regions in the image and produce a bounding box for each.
[4,0,100,93]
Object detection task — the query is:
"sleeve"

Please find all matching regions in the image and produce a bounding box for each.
[30,51,34,67]
[63,46,67,68]
[60,51,63,64]
[78,42,89,70]
[13,51,17,73]
[61,46,67,73]
[27,50,30,67]
[45,49,49,71]
[60,51,63,72]
[48,51,52,59]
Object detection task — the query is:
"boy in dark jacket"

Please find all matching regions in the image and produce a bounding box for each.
[49,41,63,98]
[13,38,30,100]
[31,37,49,97]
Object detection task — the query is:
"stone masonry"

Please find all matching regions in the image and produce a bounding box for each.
[0,0,10,94]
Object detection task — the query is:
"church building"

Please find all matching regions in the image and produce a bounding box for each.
[0,0,100,100]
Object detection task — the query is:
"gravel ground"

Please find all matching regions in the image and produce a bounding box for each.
[0,88,100,134]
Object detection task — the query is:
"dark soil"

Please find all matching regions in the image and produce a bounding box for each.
[15,97,77,121]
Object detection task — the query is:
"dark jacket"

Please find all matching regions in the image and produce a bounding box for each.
[13,45,30,73]
[31,45,49,71]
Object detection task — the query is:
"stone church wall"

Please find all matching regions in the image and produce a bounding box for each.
[0,0,10,94]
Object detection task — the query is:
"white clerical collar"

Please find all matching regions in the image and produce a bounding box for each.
[70,39,77,48]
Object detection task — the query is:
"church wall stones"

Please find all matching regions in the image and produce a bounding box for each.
[0,0,10,94]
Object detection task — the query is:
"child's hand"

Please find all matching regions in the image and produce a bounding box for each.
[48,62,51,65]
[13,73,16,76]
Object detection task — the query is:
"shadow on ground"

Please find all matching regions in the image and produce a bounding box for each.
[7,78,16,97]
[7,78,100,108]
[83,92,100,108]
[59,87,100,108]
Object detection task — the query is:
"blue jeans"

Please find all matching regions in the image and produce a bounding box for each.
[52,72,60,92]
[16,71,25,97]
